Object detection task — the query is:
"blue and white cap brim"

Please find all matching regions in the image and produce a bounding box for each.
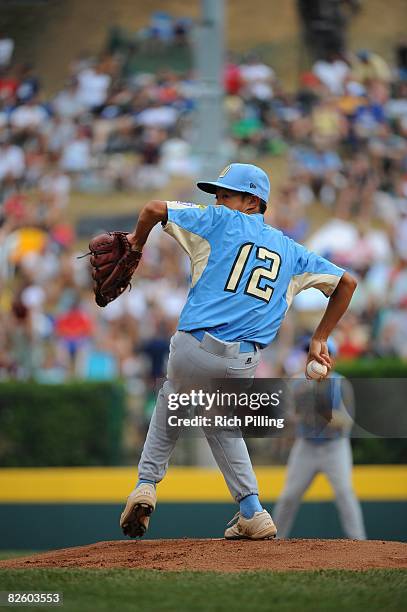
[197,180,246,195]
[197,163,270,203]
[197,179,268,202]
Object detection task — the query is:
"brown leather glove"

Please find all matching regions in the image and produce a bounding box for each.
[87,231,142,307]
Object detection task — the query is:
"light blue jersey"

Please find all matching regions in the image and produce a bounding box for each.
[163,202,345,348]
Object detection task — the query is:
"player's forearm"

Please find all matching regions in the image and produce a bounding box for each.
[127,200,168,251]
[313,272,357,341]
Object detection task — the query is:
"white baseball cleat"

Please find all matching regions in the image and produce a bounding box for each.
[120,483,157,538]
[224,509,277,540]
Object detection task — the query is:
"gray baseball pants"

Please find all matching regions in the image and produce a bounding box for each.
[273,437,367,539]
[138,330,261,501]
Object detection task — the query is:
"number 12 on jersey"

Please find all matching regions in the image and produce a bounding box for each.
[224,243,282,303]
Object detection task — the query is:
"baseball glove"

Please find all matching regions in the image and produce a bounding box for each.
[86,231,142,307]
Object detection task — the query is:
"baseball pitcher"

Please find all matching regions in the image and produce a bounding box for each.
[88,163,357,539]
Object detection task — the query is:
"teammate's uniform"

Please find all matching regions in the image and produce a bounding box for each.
[137,202,345,502]
[273,373,367,539]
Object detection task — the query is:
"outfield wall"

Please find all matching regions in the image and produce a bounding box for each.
[0,466,405,549]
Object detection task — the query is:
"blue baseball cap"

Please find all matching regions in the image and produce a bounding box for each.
[197,163,270,203]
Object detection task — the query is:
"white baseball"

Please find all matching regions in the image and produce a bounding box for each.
[306,359,328,379]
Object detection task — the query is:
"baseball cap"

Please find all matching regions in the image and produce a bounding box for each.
[197,163,270,203]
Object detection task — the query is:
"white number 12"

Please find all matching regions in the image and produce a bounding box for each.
[224,243,282,303]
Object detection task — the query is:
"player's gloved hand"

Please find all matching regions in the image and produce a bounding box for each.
[84,231,142,307]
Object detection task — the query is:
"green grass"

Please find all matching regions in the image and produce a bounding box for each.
[0,569,405,612]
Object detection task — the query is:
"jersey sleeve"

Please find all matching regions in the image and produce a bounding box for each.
[286,241,345,307]
[162,201,216,288]
[163,201,216,238]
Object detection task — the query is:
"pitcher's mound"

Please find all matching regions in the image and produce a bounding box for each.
[1,539,406,572]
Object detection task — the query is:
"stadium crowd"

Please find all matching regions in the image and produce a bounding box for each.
[0,23,406,423]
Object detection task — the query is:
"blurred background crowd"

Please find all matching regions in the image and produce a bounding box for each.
[0,5,406,459]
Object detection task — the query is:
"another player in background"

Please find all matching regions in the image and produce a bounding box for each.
[273,337,366,540]
[119,163,357,540]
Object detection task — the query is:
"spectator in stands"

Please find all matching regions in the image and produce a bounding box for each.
[9,95,49,137]
[0,33,14,69]
[351,50,392,85]
[240,53,275,102]
[76,61,111,111]
[0,133,25,189]
[52,79,85,119]
[16,63,40,103]
[312,51,350,95]
[60,125,92,174]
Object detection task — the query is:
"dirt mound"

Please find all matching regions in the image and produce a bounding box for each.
[1,539,406,572]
